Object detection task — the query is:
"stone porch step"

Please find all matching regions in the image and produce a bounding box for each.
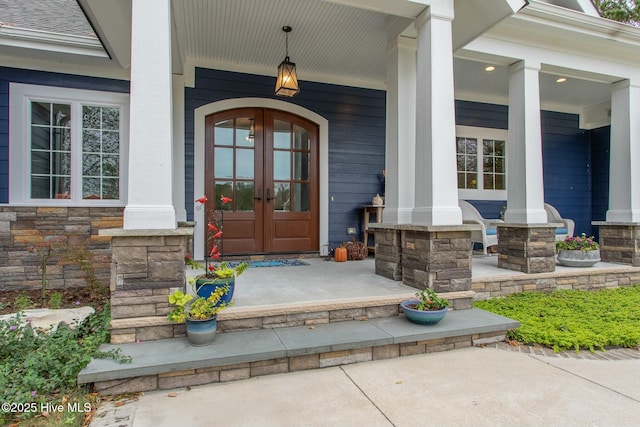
[109,290,475,343]
[79,308,519,395]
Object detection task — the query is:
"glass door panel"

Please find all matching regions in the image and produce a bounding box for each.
[271,120,311,213]
[213,116,256,212]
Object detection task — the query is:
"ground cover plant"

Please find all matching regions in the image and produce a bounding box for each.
[474,286,640,352]
[0,303,130,426]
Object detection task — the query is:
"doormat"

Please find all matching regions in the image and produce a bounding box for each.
[226,259,309,268]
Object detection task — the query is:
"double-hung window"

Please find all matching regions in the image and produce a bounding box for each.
[456,125,507,200]
[9,83,129,205]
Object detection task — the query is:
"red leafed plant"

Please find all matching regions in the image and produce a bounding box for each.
[187,195,247,279]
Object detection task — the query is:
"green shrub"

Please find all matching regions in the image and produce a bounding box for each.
[0,304,130,424]
[474,286,640,352]
[48,292,63,309]
[14,294,35,311]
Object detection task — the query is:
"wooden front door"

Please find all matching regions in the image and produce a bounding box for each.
[205,108,319,255]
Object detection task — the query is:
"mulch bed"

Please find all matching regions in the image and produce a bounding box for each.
[0,287,109,315]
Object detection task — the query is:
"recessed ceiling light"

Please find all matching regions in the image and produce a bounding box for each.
[556,77,567,83]
[484,65,496,72]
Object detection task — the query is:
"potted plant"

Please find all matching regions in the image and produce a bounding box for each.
[167,284,230,346]
[556,233,600,267]
[400,288,450,325]
[190,195,248,303]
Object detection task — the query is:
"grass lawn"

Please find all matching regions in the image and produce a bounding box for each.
[473,285,640,352]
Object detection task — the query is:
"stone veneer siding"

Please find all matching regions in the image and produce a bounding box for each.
[0,206,123,291]
[472,266,640,300]
[497,224,557,273]
[373,228,402,280]
[102,228,193,344]
[594,222,640,267]
[371,224,477,294]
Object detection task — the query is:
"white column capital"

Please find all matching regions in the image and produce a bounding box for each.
[508,60,541,75]
[610,79,640,92]
[416,1,455,27]
[386,34,416,54]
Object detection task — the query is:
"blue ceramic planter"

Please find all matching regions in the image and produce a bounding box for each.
[185,316,218,346]
[400,300,448,325]
[194,276,235,306]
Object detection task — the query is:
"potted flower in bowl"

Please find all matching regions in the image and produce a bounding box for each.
[167,284,230,346]
[400,288,450,325]
[556,233,600,267]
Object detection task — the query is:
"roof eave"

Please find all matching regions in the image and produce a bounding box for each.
[521,1,640,45]
[0,25,107,58]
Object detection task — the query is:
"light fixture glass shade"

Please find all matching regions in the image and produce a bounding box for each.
[275,56,299,97]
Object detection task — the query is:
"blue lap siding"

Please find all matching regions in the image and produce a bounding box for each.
[0,66,129,204]
[0,67,611,244]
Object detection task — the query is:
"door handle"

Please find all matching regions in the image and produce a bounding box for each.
[266,188,274,202]
[254,188,262,202]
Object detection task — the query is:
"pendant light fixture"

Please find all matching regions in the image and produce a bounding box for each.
[275,26,299,97]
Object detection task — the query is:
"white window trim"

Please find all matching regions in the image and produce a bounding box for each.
[456,125,507,201]
[9,83,129,206]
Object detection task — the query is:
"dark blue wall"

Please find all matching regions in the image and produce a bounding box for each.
[456,100,597,236]
[541,111,591,235]
[0,67,129,203]
[184,68,386,246]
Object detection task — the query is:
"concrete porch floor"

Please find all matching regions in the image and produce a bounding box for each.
[188,255,640,309]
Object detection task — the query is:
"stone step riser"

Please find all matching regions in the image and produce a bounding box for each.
[93,330,506,395]
[109,291,475,344]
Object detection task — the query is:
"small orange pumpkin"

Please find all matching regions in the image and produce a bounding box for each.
[334,246,347,262]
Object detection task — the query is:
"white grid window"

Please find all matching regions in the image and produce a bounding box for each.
[456,126,508,201]
[10,83,129,206]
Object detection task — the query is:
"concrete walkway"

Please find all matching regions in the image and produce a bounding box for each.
[90,346,640,427]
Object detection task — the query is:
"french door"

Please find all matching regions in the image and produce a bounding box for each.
[204,108,319,255]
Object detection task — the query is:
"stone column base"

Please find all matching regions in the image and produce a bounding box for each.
[99,227,194,344]
[371,224,478,294]
[592,221,640,266]
[497,224,557,273]
[373,228,402,281]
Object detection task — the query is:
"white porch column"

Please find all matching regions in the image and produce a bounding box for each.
[606,80,640,222]
[172,76,187,222]
[411,3,462,225]
[385,35,416,224]
[504,61,547,224]
[124,0,176,229]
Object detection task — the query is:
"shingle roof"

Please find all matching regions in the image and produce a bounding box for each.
[0,0,96,38]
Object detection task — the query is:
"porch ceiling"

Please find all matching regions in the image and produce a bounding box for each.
[171,0,394,89]
[170,0,612,117]
[7,0,624,121]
